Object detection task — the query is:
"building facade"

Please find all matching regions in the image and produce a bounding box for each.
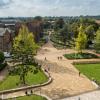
[0,28,12,52]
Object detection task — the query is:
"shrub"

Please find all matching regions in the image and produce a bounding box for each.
[0,51,5,63]
[64,53,99,59]
[0,63,7,71]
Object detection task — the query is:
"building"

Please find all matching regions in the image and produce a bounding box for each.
[0,28,12,52]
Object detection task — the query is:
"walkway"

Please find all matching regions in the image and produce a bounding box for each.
[35,41,99,99]
[61,90,100,100]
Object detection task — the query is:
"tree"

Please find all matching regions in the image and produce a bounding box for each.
[34,16,42,21]
[54,18,65,31]
[85,25,95,47]
[75,25,87,53]
[60,24,72,44]
[70,22,79,38]
[0,51,5,63]
[85,25,95,40]
[94,28,100,53]
[12,25,39,84]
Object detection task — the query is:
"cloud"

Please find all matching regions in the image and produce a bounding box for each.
[0,0,100,17]
[0,0,12,8]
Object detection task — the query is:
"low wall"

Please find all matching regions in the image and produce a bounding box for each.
[73,60,100,65]
[0,69,52,95]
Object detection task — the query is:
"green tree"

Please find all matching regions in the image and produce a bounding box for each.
[75,25,87,53]
[60,24,71,44]
[54,18,65,31]
[12,25,39,84]
[0,51,5,63]
[94,28,100,53]
[85,25,95,40]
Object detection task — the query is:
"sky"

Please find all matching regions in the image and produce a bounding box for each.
[0,0,100,17]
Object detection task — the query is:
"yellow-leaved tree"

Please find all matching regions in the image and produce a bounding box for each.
[75,25,87,53]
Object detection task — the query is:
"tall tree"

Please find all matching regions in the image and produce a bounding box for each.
[94,28,100,53]
[54,18,65,31]
[12,25,39,84]
[75,25,87,53]
[85,25,95,40]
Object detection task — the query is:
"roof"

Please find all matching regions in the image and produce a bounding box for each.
[0,28,5,36]
[0,28,11,36]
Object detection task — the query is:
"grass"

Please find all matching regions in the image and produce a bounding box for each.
[75,63,100,84]
[8,95,47,100]
[64,53,99,59]
[0,65,48,91]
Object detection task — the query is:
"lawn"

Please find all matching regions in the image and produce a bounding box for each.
[8,95,47,100]
[75,63,100,84]
[0,65,48,91]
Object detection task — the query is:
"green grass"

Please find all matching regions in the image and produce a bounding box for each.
[64,53,99,59]
[8,95,47,100]
[0,65,48,91]
[75,63,100,84]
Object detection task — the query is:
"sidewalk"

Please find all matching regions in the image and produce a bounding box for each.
[61,90,100,100]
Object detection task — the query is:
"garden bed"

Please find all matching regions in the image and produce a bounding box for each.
[64,53,99,59]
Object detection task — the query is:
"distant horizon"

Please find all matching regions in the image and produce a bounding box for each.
[0,0,100,17]
[0,15,100,18]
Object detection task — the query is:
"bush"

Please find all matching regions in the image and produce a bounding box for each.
[96,50,100,54]
[64,53,99,59]
[0,51,5,63]
[0,63,7,71]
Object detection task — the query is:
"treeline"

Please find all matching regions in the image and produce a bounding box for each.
[49,17,100,53]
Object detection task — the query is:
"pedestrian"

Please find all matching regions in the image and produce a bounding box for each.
[45,57,47,60]
[30,90,33,94]
[25,90,28,95]
[60,56,62,60]
[45,69,48,73]
[78,97,80,100]
[79,71,81,77]
[58,56,59,60]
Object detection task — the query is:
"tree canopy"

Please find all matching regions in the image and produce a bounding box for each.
[12,25,39,84]
[75,25,87,53]
[94,28,100,52]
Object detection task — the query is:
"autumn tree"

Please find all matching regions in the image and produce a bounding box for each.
[75,25,87,53]
[12,25,39,84]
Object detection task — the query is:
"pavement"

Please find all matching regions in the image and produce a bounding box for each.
[61,90,100,100]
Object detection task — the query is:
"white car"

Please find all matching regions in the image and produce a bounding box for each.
[4,52,11,58]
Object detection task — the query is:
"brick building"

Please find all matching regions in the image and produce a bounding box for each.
[0,28,12,52]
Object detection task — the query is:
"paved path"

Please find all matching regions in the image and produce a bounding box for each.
[61,90,100,100]
[35,41,98,99]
